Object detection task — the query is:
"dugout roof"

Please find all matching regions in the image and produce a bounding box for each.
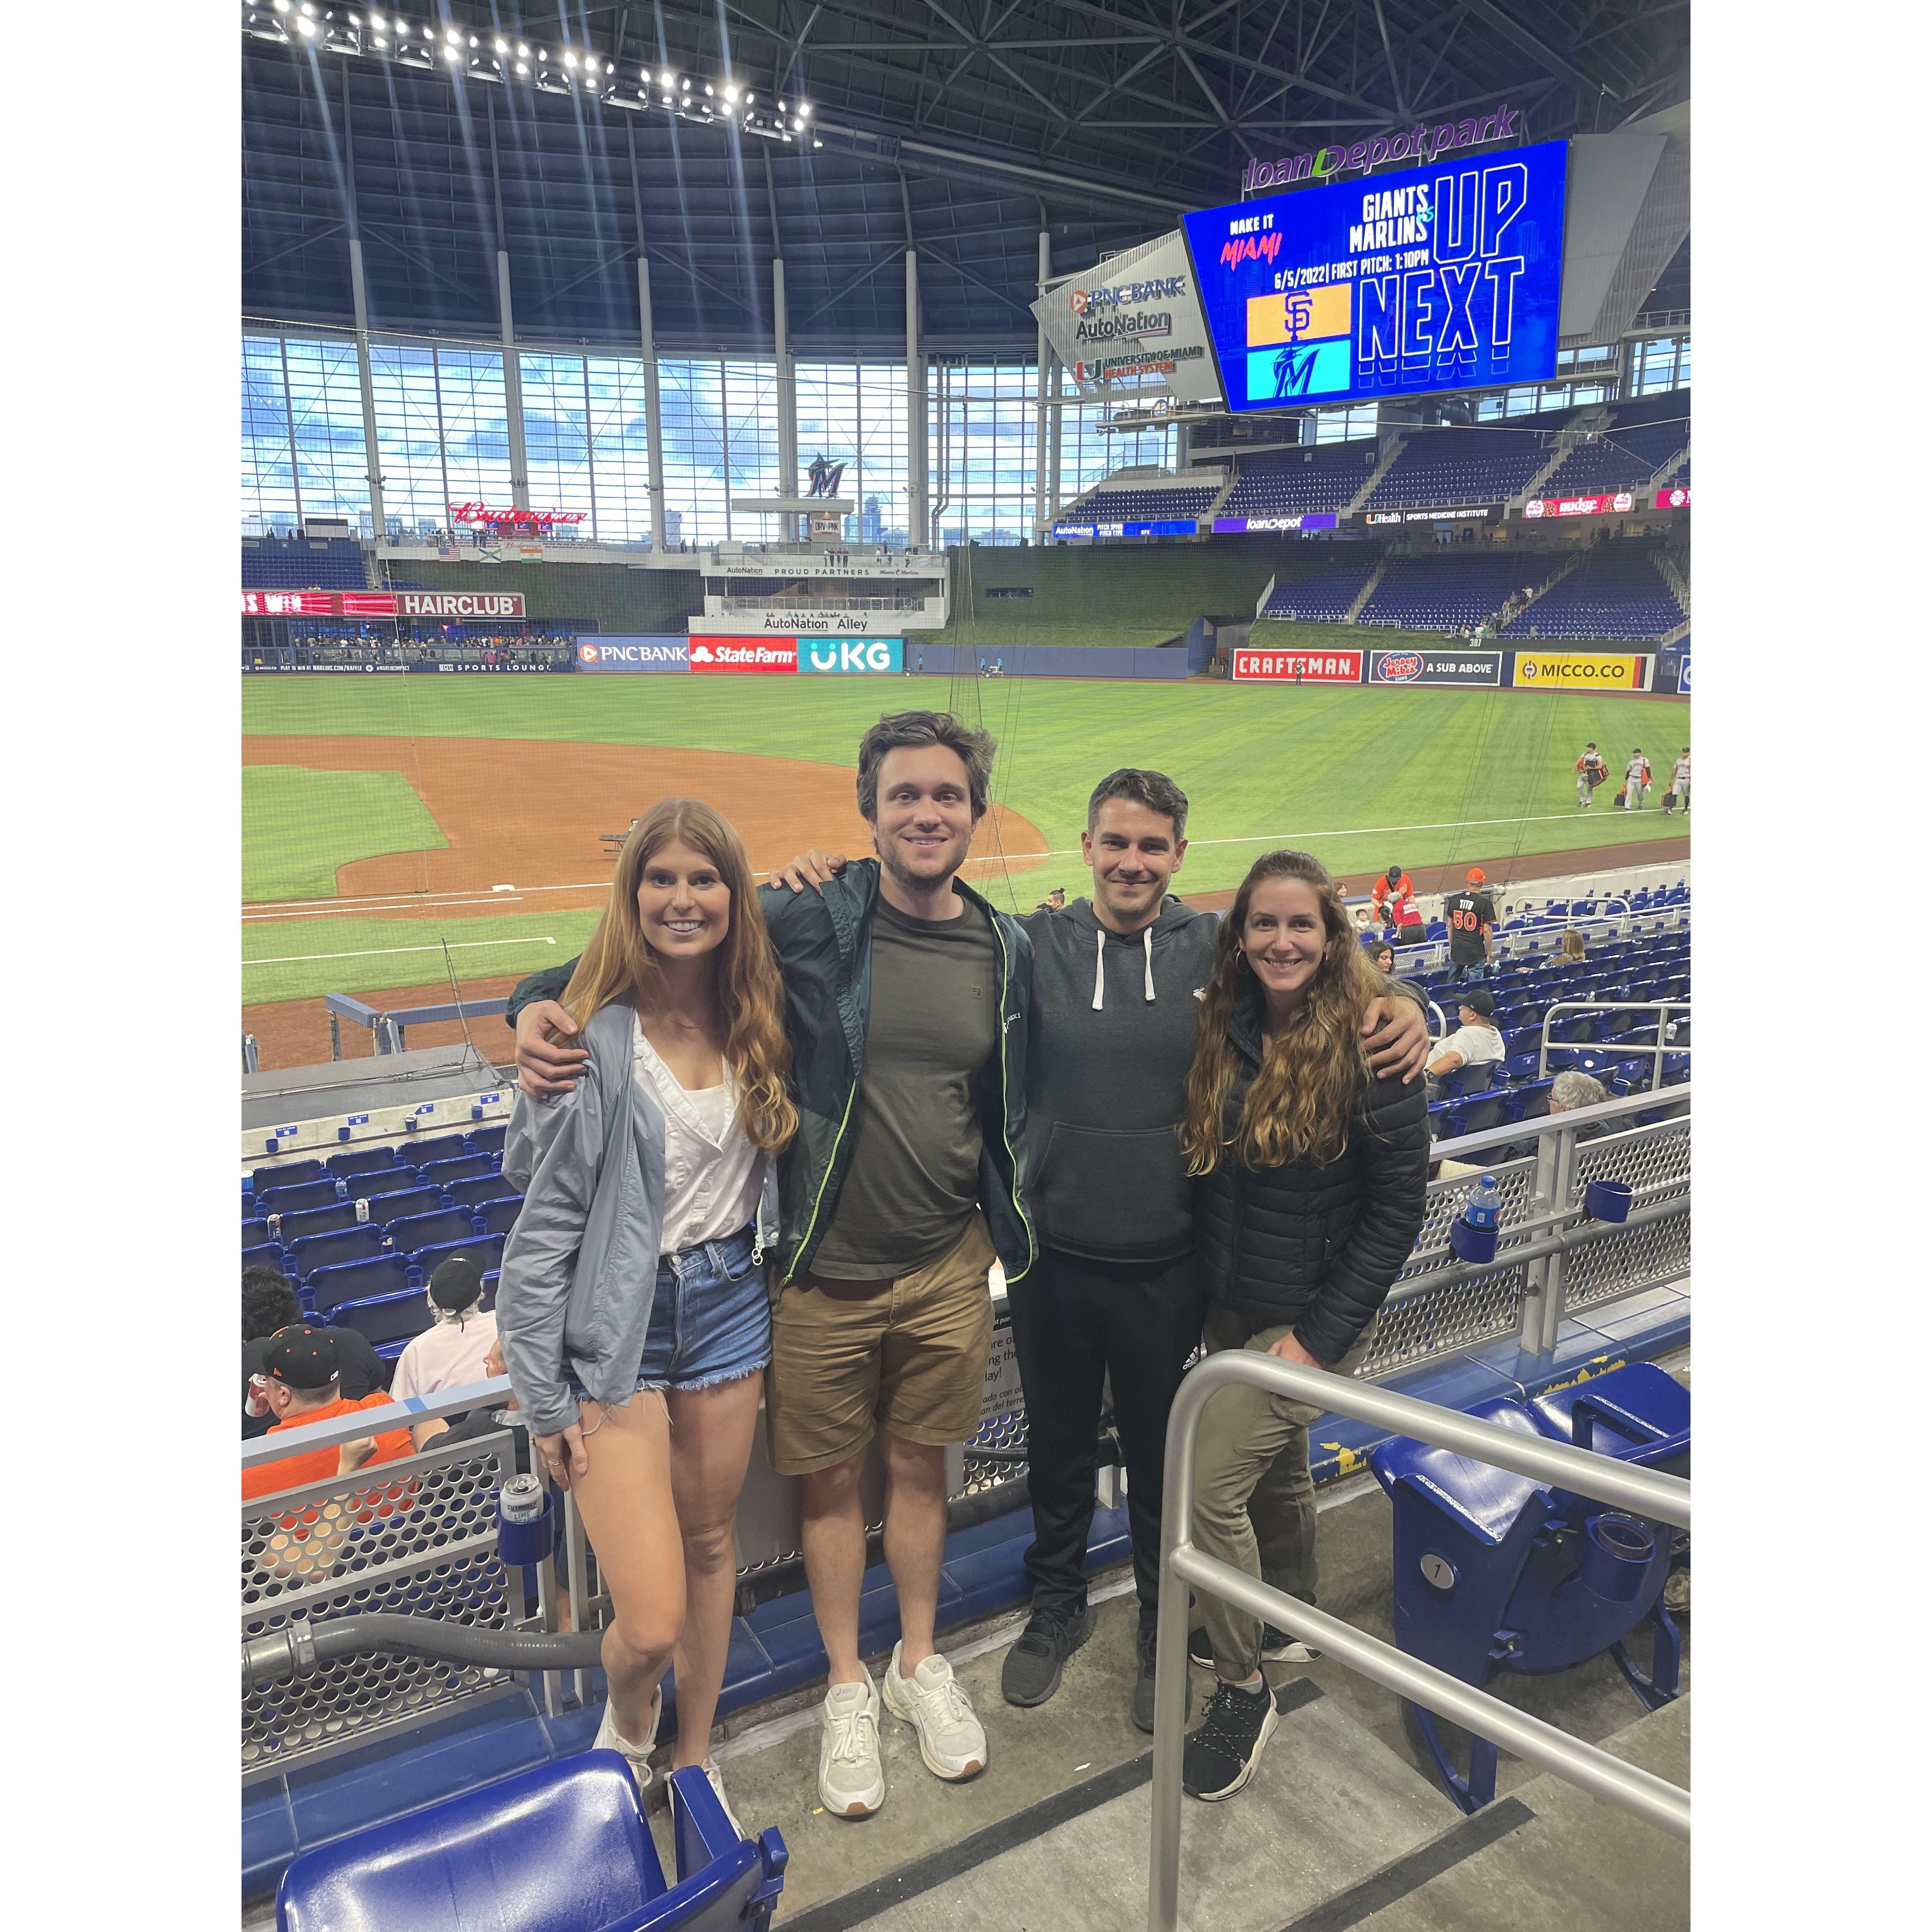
[243,1,1690,355]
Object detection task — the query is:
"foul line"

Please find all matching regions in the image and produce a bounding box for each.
[245,938,558,966]
[240,809,1650,919]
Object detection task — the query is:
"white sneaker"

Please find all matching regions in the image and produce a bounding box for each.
[817,1674,885,1818]
[593,1683,663,1792]
[881,1642,987,1782]
[699,1758,746,1839]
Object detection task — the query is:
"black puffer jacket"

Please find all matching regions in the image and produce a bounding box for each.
[1195,983,1429,1364]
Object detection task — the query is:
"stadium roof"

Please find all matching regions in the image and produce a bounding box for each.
[243,1,1690,356]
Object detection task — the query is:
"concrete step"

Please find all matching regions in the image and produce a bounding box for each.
[1332,1695,1689,1932]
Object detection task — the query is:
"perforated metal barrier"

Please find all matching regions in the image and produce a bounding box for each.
[242,1431,518,1781]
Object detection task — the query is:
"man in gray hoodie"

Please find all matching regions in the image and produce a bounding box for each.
[777,769,1430,1730]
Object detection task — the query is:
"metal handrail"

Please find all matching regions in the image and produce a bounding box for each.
[1148,1354,1690,1930]
[1538,999,1690,1084]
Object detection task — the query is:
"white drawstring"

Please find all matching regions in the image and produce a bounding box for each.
[1093,925,1160,1009]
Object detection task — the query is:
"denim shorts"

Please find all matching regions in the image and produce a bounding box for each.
[567,1222,771,1402]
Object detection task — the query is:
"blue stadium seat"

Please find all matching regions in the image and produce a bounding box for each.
[410,1233,506,1278]
[442,1173,515,1208]
[1426,1098,1460,1138]
[273,1200,365,1242]
[386,1208,485,1254]
[328,1145,412,1182]
[309,1254,417,1317]
[1506,1078,1555,1121]
[1453,1092,1507,1136]
[1436,1061,1496,1100]
[472,1195,525,1238]
[287,1224,389,1277]
[398,1130,473,1167]
[417,1153,500,1188]
[1528,1361,1689,1461]
[257,1178,345,1217]
[243,1217,270,1248]
[466,1122,507,1154]
[252,1157,327,1196]
[242,1242,283,1269]
[330,1288,436,1357]
[359,1185,444,1224]
[275,1758,786,1932]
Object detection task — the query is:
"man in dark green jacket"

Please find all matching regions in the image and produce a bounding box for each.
[507,711,1031,1822]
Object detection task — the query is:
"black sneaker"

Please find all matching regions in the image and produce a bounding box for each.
[1131,1621,1160,1734]
[1000,1602,1094,1707]
[1187,1623,1322,1670]
[1181,1679,1279,1801]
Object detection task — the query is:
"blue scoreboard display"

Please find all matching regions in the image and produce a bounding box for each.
[1181,139,1568,413]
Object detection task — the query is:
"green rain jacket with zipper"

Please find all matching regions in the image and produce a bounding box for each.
[505,857,1037,1287]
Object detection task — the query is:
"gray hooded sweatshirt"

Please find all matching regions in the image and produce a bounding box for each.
[1019,895,1219,1265]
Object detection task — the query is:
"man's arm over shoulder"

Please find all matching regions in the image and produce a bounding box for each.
[506,959,579,1024]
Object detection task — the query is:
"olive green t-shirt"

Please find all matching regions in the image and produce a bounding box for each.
[809,893,1001,1278]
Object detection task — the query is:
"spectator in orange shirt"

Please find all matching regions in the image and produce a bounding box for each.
[1368,865,1414,927]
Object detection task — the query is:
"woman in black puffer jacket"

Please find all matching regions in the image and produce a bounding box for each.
[1173,849,1428,1804]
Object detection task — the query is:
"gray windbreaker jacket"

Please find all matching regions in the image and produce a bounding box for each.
[495,1000,778,1435]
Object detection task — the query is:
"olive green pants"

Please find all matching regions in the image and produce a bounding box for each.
[1191,1302,1372,1680]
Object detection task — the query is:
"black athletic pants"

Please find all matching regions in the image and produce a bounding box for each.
[1007,1244,1208,1627]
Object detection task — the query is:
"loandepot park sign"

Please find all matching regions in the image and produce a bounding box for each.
[1238,104,1522,195]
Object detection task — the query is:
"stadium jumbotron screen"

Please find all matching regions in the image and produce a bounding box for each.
[1181,138,1567,412]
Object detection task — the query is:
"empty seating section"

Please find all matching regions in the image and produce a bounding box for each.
[1415,922,1690,1138]
[245,1123,526,1322]
[1504,538,1685,640]
[1220,441,1378,517]
[1356,552,1548,631]
[1535,391,1690,498]
[240,534,368,589]
[1260,554,1382,621]
[1366,419,1569,511]
[1074,481,1220,522]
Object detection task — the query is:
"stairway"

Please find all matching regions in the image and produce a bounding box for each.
[1344,556,1390,622]
[1510,406,1611,510]
[1498,549,1588,632]
[1656,549,1691,617]
[1345,433,1410,515]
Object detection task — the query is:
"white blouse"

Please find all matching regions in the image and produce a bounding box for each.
[631,1017,765,1256]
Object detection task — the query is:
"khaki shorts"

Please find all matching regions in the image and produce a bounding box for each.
[764,1213,997,1476]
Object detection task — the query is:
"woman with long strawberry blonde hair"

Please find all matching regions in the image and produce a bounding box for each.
[1172,849,1427,1805]
[498,798,796,1835]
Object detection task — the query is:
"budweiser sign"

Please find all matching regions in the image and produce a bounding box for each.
[448,502,587,531]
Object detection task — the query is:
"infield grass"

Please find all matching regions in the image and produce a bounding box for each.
[242,765,448,902]
[243,673,1687,1003]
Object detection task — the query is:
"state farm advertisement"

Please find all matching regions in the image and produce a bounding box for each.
[1230,648,1363,684]
[1368,648,1503,687]
[688,637,798,674]
[1510,652,1644,689]
[1521,493,1636,519]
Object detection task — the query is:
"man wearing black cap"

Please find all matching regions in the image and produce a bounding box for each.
[241,1325,417,1502]
[242,1267,389,1439]
[1426,989,1505,1087]
[391,1254,500,1406]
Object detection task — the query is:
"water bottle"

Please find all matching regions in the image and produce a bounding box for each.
[1464,1174,1501,1230]
[498,1473,545,1522]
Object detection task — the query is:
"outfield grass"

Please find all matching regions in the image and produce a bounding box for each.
[242,765,447,901]
[243,674,1687,1005]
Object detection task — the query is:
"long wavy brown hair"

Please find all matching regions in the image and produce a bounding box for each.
[1180,849,1382,1173]
[560,798,797,1152]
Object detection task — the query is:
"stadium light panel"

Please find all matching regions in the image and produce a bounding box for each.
[661,69,674,87]
[563,49,576,68]
[723,84,737,102]
[443,23,459,42]
[297,15,316,33]
[273,0,289,12]
[493,37,506,52]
